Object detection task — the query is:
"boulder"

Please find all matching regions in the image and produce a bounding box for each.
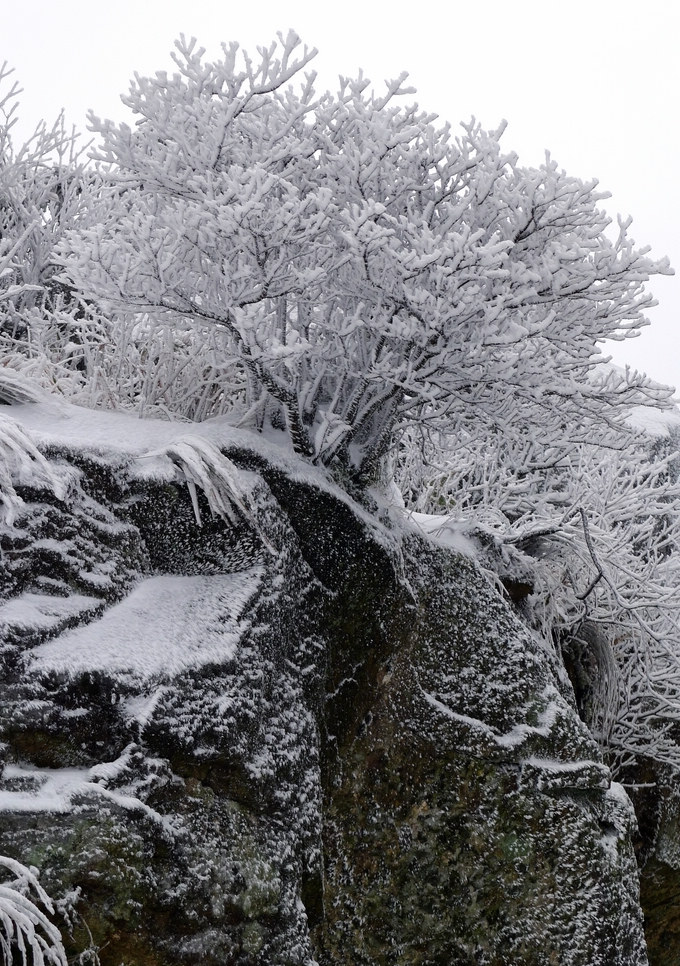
[0,408,648,964]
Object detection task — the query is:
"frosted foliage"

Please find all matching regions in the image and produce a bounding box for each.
[60,33,671,484]
[0,857,66,966]
[405,419,680,774]
[71,316,245,420]
[0,63,108,402]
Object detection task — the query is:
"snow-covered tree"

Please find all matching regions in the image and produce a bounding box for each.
[0,63,109,398]
[61,32,673,486]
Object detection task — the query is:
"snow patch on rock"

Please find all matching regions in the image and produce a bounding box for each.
[29,570,263,683]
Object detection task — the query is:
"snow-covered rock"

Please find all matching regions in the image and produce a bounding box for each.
[0,398,648,964]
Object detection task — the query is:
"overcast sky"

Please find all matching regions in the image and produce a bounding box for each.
[3,0,679,388]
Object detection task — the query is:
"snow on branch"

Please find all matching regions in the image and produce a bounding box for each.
[59,33,673,486]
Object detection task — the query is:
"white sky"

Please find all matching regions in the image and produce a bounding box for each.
[3,0,679,388]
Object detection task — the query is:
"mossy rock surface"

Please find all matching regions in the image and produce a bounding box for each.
[315,543,646,965]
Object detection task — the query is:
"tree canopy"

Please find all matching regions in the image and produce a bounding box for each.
[55,32,672,486]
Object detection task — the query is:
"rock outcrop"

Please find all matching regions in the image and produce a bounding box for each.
[0,403,648,964]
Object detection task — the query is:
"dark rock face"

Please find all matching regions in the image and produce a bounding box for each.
[0,437,649,964]
[634,778,680,966]
[316,543,645,965]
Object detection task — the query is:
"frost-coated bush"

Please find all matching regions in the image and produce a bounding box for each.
[403,417,680,774]
[0,61,106,403]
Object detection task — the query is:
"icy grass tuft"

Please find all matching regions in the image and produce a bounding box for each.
[0,856,67,966]
[0,415,66,526]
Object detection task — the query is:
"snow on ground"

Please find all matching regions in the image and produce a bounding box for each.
[0,747,172,826]
[8,397,291,464]
[6,394,402,554]
[5,376,481,566]
[0,593,102,634]
[29,569,263,683]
